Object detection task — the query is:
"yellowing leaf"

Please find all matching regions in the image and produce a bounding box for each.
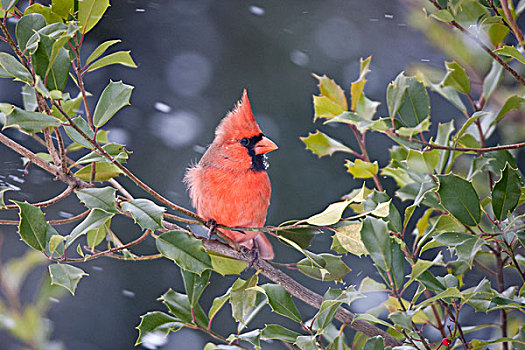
[312,74,347,120]
[300,130,353,158]
[333,222,368,257]
[306,201,351,226]
[345,159,379,178]
[350,56,372,111]
[313,96,345,121]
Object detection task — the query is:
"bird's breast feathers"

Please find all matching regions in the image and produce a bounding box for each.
[186,164,271,227]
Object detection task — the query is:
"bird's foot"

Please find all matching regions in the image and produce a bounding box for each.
[206,219,217,239]
[241,241,260,269]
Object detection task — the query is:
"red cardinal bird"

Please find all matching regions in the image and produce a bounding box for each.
[185,91,278,259]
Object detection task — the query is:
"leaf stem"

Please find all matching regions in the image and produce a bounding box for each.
[500,0,525,47]
[348,124,384,191]
[3,185,73,209]
[390,130,525,152]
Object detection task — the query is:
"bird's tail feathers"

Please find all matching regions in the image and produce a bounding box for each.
[252,233,274,260]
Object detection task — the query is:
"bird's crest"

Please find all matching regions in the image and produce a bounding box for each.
[215,90,262,141]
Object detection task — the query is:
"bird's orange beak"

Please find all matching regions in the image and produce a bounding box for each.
[254,136,278,155]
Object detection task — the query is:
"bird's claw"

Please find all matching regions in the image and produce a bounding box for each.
[206,219,217,239]
[241,241,260,269]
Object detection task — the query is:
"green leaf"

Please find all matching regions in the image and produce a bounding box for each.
[21,85,37,112]
[261,324,301,343]
[495,45,525,65]
[75,162,123,182]
[230,274,259,325]
[0,52,33,83]
[208,288,230,322]
[160,289,208,327]
[208,251,247,275]
[229,330,261,349]
[345,159,379,178]
[492,163,522,221]
[15,13,46,53]
[483,60,503,100]
[48,263,88,295]
[156,230,212,274]
[300,130,353,158]
[31,29,71,91]
[2,250,46,294]
[295,335,318,350]
[437,174,481,226]
[182,269,211,306]
[352,313,394,329]
[297,253,351,281]
[78,0,110,33]
[360,217,391,273]
[87,51,137,72]
[276,221,318,249]
[3,107,61,133]
[312,74,347,121]
[314,287,363,330]
[1,0,18,11]
[406,149,439,174]
[92,81,134,128]
[493,95,525,125]
[63,116,95,148]
[86,39,121,65]
[65,209,113,248]
[431,9,454,22]
[48,234,65,255]
[324,111,374,133]
[86,224,106,249]
[416,287,462,308]
[364,336,386,350]
[361,217,404,289]
[350,56,371,111]
[24,4,62,24]
[261,284,302,323]
[0,185,13,208]
[387,73,430,127]
[333,222,368,257]
[13,201,55,251]
[306,200,351,226]
[135,311,183,345]
[51,0,75,19]
[121,198,165,231]
[441,61,470,94]
[434,232,485,266]
[76,187,119,214]
[455,111,488,140]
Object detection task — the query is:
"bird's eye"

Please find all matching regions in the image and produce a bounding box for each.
[239,138,249,146]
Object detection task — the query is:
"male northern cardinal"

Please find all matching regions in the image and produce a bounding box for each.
[185,91,278,259]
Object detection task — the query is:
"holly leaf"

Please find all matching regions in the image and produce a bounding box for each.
[48,263,88,295]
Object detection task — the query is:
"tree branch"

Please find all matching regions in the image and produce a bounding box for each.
[500,0,525,47]
[202,239,402,347]
[0,132,90,189]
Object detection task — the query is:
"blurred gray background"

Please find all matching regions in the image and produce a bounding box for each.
[0,1,452,349]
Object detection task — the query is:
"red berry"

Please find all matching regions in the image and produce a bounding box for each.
[442,338,451,346]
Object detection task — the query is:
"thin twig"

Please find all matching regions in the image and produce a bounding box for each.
[3,186,73,209]
[48,210,90,225]
[52,101,203,222]
[389,131,525,152]
[500,0,525,47]
[0,132,90,189]
[349,124,384,191]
